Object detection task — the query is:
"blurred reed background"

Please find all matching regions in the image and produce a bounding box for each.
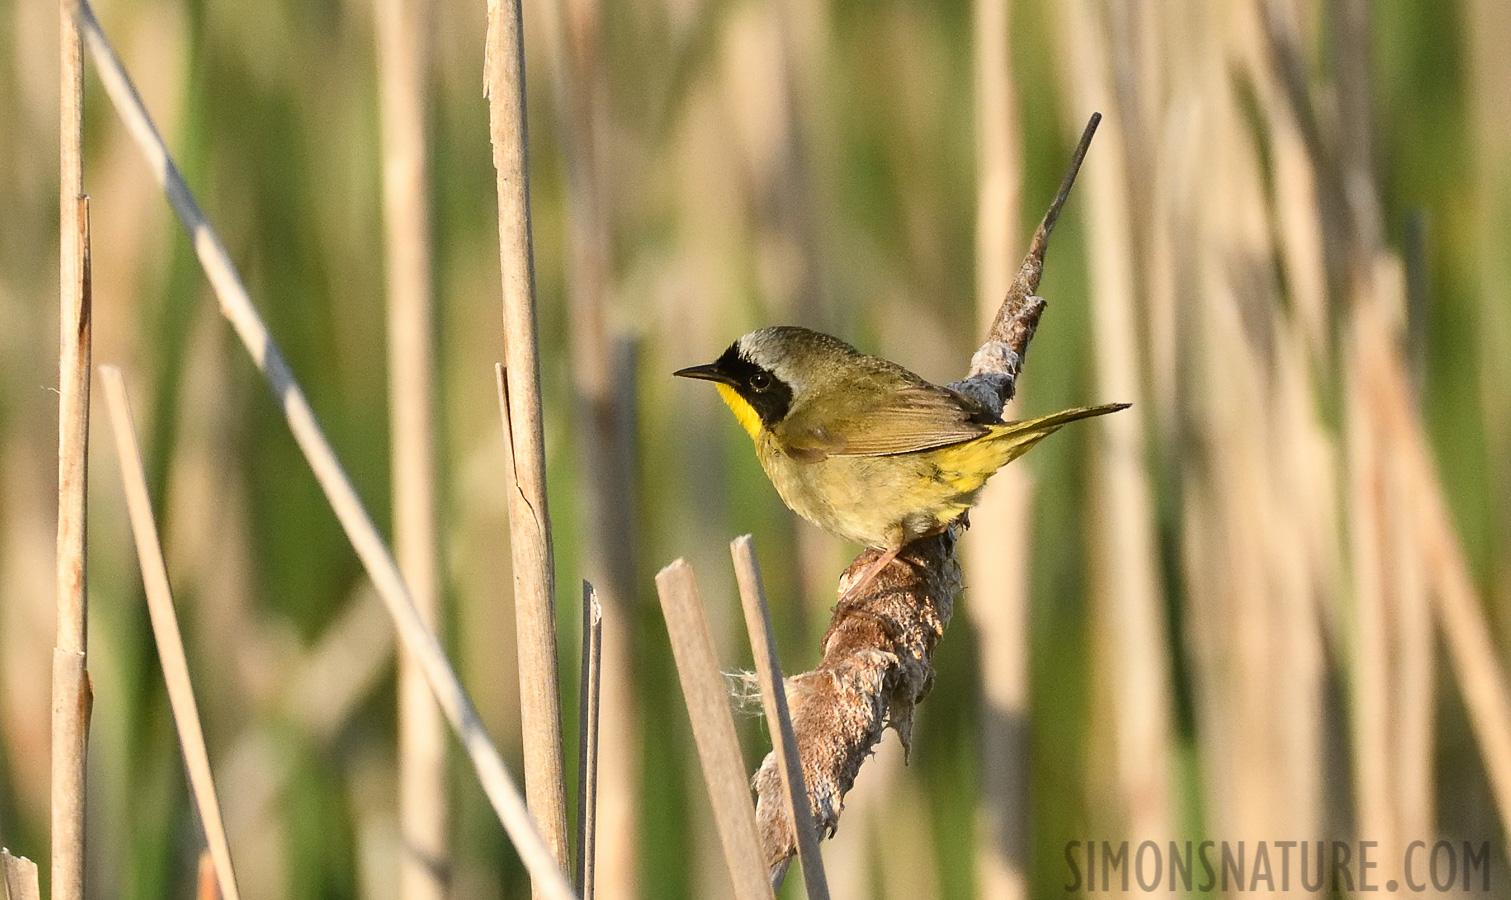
[1,0,1508,897]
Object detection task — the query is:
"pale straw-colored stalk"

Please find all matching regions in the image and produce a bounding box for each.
[52,0,90,890]
[101,366,242,900]
[2,850,41,900]
[373,0,448,893]
[730,537,829,898]
[484,0,573,882]
[64,1,575,893]
[574,583,602,900]
[965,0,1028,895]
[1060,0,1175,862]
[654,560,775,900]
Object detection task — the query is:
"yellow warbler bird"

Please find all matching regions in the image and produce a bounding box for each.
[676,325,1128,602]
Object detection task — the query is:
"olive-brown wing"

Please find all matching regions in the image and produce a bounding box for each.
[774,378,995,459]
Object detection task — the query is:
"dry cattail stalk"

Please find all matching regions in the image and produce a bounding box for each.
[965,0,1029,893]
[751,115,1101,874]
[2,849,41,900]
[102,367,242,900]
[731,536,829,897]
[654,560,775,900]
[373,0,448,893]
[53,0,90,881]
[485,0,574,881]
[65,2,576,893]
[574,583,602,900]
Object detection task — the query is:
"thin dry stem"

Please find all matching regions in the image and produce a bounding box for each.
[2,850,41,900]
[1355,303,1511,845]
[574,582,602,900]
[485,0,573,880]
[1061,0,1175,850]
[102,367,242,900]
[654,560,775,900]
[731,537,829,897]
[197,848,222,900]
[751,117,1100,873]
[66,3,575,893]
[51,187,90,900]
[966,0,1029,894]
[374,0,448,891]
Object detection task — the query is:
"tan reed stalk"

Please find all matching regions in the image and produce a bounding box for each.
[730,536,829,899]
[102,366,242,900]
[654,560,776,900]
[373,0,448,894]
[574,583,602,900]
[2,850,41,900]
[53,0,90,888]
[965,0,1028,895]
[1353,301,1511,844]
[197,850,221,900]
[484,0,572,881]
[1060,0,1175,853]
[64,3,576,893]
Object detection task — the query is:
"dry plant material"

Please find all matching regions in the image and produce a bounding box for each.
[103,368,243,900]
[197,849,222,900]
[731,537,830,898]
[574,583,602,899]
[373,0,448,891]
[65,2,577,894]
[2,849,41,900]
[485,0,573,878]
[654,560,775,900]
[53,9,91,882]
[751,115,1100,874]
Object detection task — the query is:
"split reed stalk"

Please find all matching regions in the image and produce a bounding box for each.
[965,0,1029,895]
[64,3,576,894]
[484,0,572,881]
[3,850,41,900]
[574,583,602,900]
[730,537,828,899]
[102,366,242,900]
[373,0,448,894]
[52,0,90,892]
[654,560,775,900]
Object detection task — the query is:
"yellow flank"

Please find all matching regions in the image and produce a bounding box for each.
[716,383,764,439]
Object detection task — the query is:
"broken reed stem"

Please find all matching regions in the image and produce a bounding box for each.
[65,3,576,895]
[102,367,243,900]
[51,192,91,900]
[730,537,830,897]
[753,116,1099,872]
[2,849,41,900]
[978,111,1100,376]
[574,583,602,900]
[373,0,448,892]
[653,561,775,900]
[484,0,573,881]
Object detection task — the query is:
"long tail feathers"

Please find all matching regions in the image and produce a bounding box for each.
[991,402,1130,462]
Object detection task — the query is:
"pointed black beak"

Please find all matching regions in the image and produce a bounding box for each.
[673,363,736,385]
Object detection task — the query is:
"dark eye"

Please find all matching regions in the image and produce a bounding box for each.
[749,371,772,392]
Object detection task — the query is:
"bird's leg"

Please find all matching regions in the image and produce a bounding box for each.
[833,545,903,616]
